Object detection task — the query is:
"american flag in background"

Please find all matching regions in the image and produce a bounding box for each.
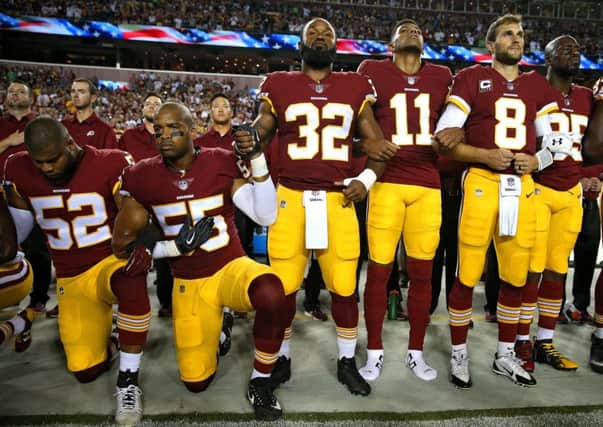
[0,13,601,69]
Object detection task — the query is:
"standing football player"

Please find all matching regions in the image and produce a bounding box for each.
[234,17,397,397]
[433,14,561,388]
[357,19,454,382]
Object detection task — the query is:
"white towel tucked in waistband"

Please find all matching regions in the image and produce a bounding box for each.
[499,174,521,237]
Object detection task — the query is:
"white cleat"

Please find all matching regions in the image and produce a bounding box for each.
[358,349,384,381]
[115,384,143,425]
[407,352,438,381]
[492,351,536,387]
[450,349,472,389]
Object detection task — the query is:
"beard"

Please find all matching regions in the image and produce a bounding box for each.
[495,49,521,66]
[300,44,336,69]
[143,114,154,123]
[6,99,31,110]
[555,65,578,78]
[48,152,78,186]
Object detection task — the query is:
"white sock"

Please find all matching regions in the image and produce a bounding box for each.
[8,315,26,336]
[407,349,437,381]
[359,349,384,381]
[452,344,467,354]
[337,337,356,359]
[119,351,142,373]
[516,334,530,341]
[595,328,603,339]
[219,331,226,345]
[278,338,290,359]
[536,327,554,341]
[250,368,270,380]
[497,341,515,356]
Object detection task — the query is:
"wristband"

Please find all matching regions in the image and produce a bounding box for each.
[249,153,269,179]
[152,240,181,259]
[535,148,553,171]
[342,168,377,191]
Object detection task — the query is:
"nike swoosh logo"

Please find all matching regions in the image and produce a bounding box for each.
[526,192,534,198]
[185,233,196,245]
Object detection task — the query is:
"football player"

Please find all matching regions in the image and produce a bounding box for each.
[356,19,454,382]
[112,102,287,421]
[433,14,560,388]
[515,35,591,372]
[0,191,34,351]
[3,117,150,425]
[584,75,603,373]
[233,17,398,397]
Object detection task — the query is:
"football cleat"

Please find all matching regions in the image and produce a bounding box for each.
[303,306,328,321]
[337,357,371,396]
[358,349,384,381]
[219,311,234,357]
[514,340,534,373]
[14,308,34,353]
[533,339,578,371]
[247,377,282,421]
[115,384,143,425]
[407,352,437,381]
[590,333,603,374]
[564,303,582,323]
[492,352,536,386]
[450,349,472,389]
[269,356,291,390]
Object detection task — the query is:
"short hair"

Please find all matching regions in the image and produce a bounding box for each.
[8,79,34,100]
[210,93,230,104]
[156,102,193,128]
[544,35,577,61]
[24,116,69,152]
[72,78,98,96]
[486,14,522,43]
[391,19,420,41]
[143,92,163,103]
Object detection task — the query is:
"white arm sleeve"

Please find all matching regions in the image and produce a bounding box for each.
[8,206,34,244]
[232,177,278,226]
[435,103,469,133]
[535,114,553,138]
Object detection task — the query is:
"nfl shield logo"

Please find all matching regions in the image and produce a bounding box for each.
[178,179,189,190]
[315,84,324,94]
[564,98,571,106]
[507,83,515,90]
[507,177,515,186]
[408,76,416,85]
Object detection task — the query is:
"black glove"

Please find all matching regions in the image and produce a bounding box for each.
[232,123,262,160]
[124,245,153,277]
[174,216,215,254]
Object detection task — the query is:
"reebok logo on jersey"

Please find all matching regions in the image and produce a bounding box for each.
[479,79,492,92]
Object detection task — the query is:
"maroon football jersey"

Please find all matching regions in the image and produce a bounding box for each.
[259,71,376,191]
[535,84,592,191]
[120,148,246,279]
[119,124,159,162]
[358,59,452,188]
[448,65,558,174]
[3,146,131,278]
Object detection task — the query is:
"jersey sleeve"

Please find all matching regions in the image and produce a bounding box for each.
[258,74,278,116]
[447,67,476,115]
[357,73,377,116]
[535,76,559,118]
[108,151,135,195]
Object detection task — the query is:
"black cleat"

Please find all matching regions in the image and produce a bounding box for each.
[590,333,603,374]
[247,377,282,421]
[337,357,371,396]
[270,356,291,390]
[219,312,234,357]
